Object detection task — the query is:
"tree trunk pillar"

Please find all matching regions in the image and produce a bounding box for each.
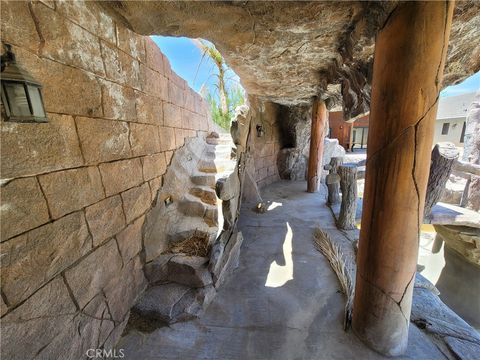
[352,2,454,357]
[307,98,328,192]
[337,164,357,229]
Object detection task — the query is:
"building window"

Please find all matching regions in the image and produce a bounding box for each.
[441,122,449,135]
[460,122,466,143]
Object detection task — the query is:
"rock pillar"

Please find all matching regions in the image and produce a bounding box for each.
[352,1,454,356]
[307,98,328,192]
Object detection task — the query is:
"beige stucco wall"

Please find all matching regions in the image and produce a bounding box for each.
[433,117,465,147]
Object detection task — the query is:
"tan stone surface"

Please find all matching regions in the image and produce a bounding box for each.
[164,103,182,128]
[56,0,116,44]
[121,183,152,223]
[0,177,50,241]
[64,239,122,308]
[99,158,143,196]
[143,65,168,98]
[0,1,39,53]
[175,128,186,148]
[102,80,137,121]
[31,3,105,76]
[117,25,146,63]
[168,81,185,106]
[76,116,131,164]
[145,37,165,73]
[85,195,126,247]
[1,211,91,306]
[149,176,163,200]
[159,126,176,151]
[116,215,144,263]
[130,123,161,156]
[0,277,77,360]
[38,167,105,219]
[0,113,84,179]
[135,91,163,125]
[101,41,142,90]
[142,153,167,181]
[104,256,146,321]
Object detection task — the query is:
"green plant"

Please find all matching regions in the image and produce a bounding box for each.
[193,39,245,130]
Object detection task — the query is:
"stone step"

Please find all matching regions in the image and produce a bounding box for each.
[132,283,215,324]
[191,172,216,187]
[145,254,212,288]
[167,220,217,245]
[198,159,236,174]
[178,194,218,221]
[189,186,217,206]
[206,137,233,146]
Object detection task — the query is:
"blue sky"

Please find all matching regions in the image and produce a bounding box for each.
[152,36,241,99]
[152,36,479,99]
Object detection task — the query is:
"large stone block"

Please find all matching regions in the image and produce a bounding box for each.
[0,177,50,241]
[142,153,167,181]
[149,176,163,200]
[101,80,137,121]
[38,167,105,219]
[159,126,176,151]
[136,91,163,125]
[142,65,168,98]
[0,113,84,178]
[1,211,91,306]
[116,215,144,263]
[168,81,185,107]
[145,37,165,73]
[121,183,152,223]
[35,293,114,360]
[0,1,39,53]
[65,239,122,308]
[85,195,126,247]
[56,0,116,44]
[0,277,77,360]
[164,103,182,128]
[117,25,146,63]
[31,3,105,76]
[104,256,147,322]
[76,117,131,165]
[144,254,175,284]
[99,158,143,196]
[210,231,244,288]
[175,128,186,147]
[130,123,161,156]
[101,41,142,90]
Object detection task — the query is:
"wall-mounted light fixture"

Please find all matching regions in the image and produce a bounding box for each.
[256,124,265,138]
[1,44,47,123]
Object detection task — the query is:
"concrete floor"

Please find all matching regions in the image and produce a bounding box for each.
[118,181,445,359]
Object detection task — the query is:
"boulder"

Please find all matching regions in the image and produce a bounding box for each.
[277,148,307,180]
[167,255,212,288]
[209,231,244,288]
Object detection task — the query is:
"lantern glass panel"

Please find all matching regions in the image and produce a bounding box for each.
[4,82,30,117]
[27,85,45,118]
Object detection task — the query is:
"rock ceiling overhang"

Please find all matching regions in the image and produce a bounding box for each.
[104,1,479,120]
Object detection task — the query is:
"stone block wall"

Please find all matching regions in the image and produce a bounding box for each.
[0,1,215,358]
[248,97,281,188]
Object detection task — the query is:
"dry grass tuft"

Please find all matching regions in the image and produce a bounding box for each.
[313,227,355,330]
[168,233,210,257]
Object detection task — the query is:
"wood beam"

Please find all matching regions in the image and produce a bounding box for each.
[352,1,454,356]
[307,98,328,192]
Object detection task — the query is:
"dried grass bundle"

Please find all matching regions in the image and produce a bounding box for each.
[169,233,210,257]
[313,228,355,330]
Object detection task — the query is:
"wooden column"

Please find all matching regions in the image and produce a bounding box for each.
[307,98,328,192]
[352,2,454,357]
[337,164,358,229]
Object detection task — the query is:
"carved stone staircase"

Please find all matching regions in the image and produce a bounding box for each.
[133,132,240,324]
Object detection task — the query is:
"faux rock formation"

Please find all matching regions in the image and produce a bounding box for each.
[325,157,342,205]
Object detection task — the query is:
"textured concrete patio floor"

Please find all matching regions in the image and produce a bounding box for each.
[118,180,444,359]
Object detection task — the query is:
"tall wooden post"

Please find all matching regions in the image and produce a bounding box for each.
[352,2,454,357]
[307,98,328,192]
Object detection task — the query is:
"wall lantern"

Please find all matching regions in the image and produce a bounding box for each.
[256,124,265,138]
[1,44,47,123]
